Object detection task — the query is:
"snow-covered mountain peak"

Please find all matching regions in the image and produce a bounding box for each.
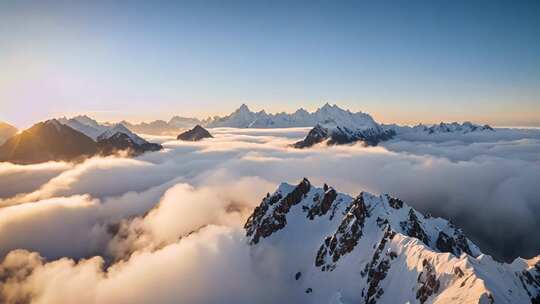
[97,123,147,145]
[293,119,394,148]
[244,179,540,303]
[57,115,109,140]
[237,103,251,113]
[44,119,63,131]
[206,104,384,129]
[57,115,151,145]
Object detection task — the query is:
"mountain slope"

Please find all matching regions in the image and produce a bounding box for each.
[0,120,97,164]
[58,115,108,140]
[96,124,147,145]
[177,125,213,141]
[58,117,163,155]
[0,122,18,145]
[244,179,539,303]
[97,132,162,156]
[0,119,163,164]
[293,121,395,148]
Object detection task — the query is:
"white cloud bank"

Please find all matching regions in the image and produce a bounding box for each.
[1,127,539,303]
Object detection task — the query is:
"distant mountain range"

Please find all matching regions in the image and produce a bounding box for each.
[102,103,495,140]
[205,103,388,129]
[245,178,540,303]
[0,118,162,164]
[53,105,495,149]
[0,104,498,163]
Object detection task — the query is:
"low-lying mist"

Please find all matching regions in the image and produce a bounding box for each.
[1,127,539,303]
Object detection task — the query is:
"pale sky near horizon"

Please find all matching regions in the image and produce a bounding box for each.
[1,0,539,129]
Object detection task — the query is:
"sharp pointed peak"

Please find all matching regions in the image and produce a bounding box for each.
[238,103,250,111]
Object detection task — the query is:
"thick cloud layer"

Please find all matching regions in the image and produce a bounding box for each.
[1,127,539,303]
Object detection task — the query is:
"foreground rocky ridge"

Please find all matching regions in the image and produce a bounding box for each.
[245,178,540,303]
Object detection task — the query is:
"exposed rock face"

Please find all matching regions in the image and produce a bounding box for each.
[293,125,329,148]
[363,227,396,304]
[177,125,213,141]
[436,230,473,256]
[316,195,369,271]
[416,259,441,304]
[0,120,97,164]
[519,260,540,303]
[400,209,430,246]
[244,178,311,245]
[307,187,337,220]
[244,179,539,303]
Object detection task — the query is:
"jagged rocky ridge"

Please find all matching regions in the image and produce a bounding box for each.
[244,178,540,303]
[177,125,213,141]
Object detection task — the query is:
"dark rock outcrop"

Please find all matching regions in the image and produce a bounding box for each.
[416,259,441,304]
[177,125,213,141]
[400,209,430,246]
[436,230,473,257]
[293,124,395,149]
[245,178,311,245]
[315,195,369,271]
[293,125,329,148]
[363,227,396,304]
[307,187,337,220]
[97,132,162,156]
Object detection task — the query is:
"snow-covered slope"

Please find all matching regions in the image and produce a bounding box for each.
[96,124,147,145]
[293,120,395,148]
[58,116,148,145]
[58,115,109,140]
[245,178,540,303]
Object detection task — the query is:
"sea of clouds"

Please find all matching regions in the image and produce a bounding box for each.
[1,127,539,303]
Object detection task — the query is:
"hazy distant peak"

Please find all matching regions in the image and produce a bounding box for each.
[237,103,250,112]
[206,103,377,129]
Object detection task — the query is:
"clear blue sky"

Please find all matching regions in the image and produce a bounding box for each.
[1,0,539,128]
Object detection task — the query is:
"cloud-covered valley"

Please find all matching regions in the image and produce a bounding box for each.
[1,127,540,303]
